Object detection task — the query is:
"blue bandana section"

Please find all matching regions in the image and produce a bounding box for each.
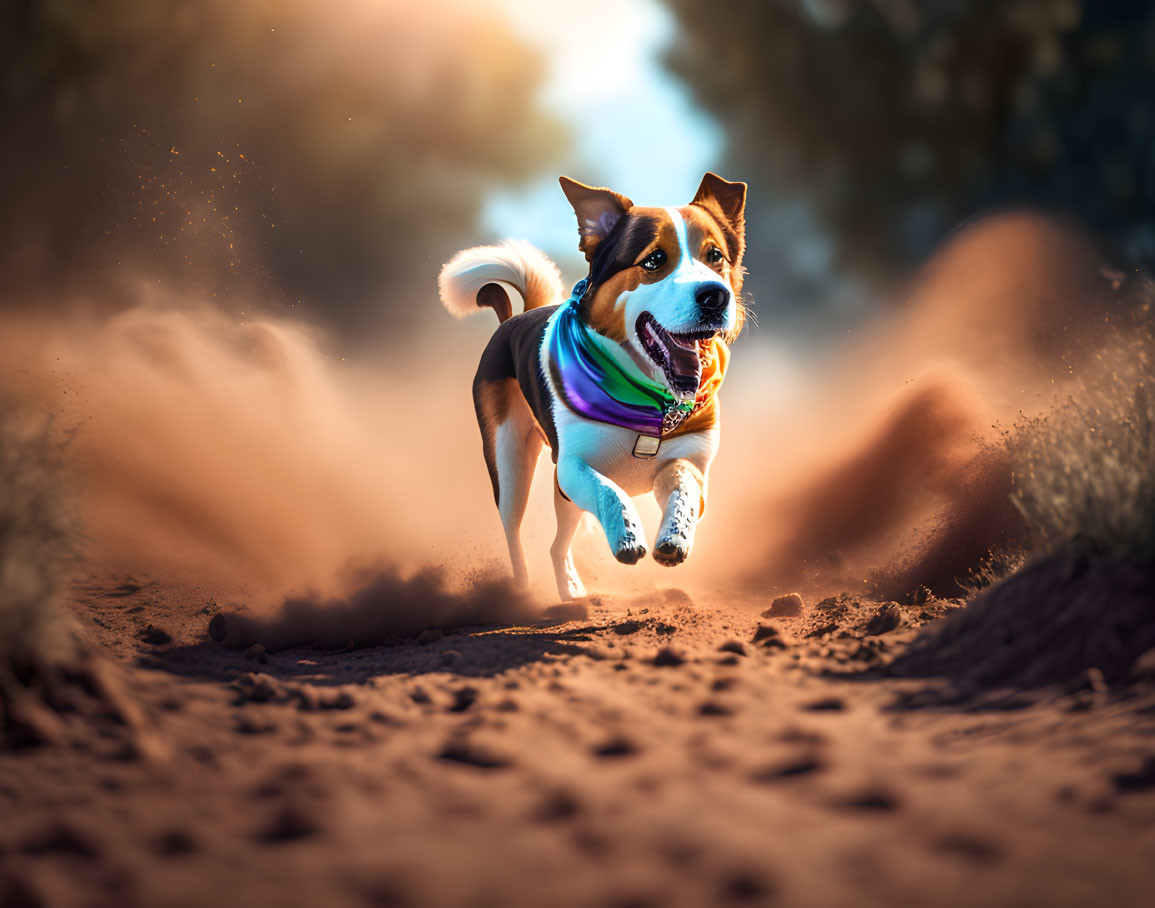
[549,280,695,437]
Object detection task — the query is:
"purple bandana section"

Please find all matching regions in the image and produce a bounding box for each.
[549,282,688,438]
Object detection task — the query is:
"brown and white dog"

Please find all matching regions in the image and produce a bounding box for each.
[439,173,747,599]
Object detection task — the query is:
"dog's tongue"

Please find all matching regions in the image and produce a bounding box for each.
[665,340,701,395]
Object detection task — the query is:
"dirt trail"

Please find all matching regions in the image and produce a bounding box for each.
[3,576,1154,908]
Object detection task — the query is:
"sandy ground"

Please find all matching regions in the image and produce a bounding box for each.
[3,576,1155,908]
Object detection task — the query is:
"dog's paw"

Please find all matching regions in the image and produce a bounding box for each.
[652,540,689,567]
[612,530,647,565]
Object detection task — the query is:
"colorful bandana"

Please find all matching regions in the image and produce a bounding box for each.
[549,280,729,438]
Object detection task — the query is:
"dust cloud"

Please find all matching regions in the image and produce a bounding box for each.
[0,212,1122,638]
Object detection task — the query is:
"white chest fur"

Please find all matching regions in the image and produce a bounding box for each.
[539,309,719,497]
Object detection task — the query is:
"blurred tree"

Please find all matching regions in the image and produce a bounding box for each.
[0,0,565,336]
[663,0,1155,310]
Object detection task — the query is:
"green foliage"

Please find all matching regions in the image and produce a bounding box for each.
[0,0,566,335]
[663,0,1155,300]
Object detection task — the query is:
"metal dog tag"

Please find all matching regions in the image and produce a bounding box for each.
[632,435,661,458]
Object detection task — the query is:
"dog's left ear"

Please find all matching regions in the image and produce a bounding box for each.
[692,172,747,266]
[560,177,634,261]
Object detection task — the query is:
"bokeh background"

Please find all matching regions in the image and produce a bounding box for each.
[4,0,1152,341]
[1,0,1153,599]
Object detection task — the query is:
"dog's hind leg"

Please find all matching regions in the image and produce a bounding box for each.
[476,378,543,588]
[550,478,586,600]
[495,413,543,587]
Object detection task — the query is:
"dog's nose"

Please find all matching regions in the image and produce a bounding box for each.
[695,282,730,320]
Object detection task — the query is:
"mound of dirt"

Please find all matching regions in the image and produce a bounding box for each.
[889,549,1155,690]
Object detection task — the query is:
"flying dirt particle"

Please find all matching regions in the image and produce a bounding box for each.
[139,624,172,645]
[866,603,902,635]
[437,735,509,770]
[593,735,638,758]
[849,643,884,665]
[1068,667,1109,695]
[720,870,773,902]
[778,726,828,745]
[652,647,685,667]
[1112,756,1155,794]
[0,871,46,908]
[532,789,582,823]
[416,628,444,646]
[231,672,280,704]
[151,828,199,857]
[932,832,1002,865]
[750,754,826,782]
[752,624,793,648]
[294,686,321,712]
[256,804,323,843]
[800,696,846,712]
[836,785,901,811]
[322,690,354,711]
[250,763,317,800]
[235,713,279,735]
[1130,648,1155,681]
[244,643,268,664]
[22,822,100,859]
[612,620,644,635]
[718,640,746,656]
[763,593,804,618]
[448,686,478,713]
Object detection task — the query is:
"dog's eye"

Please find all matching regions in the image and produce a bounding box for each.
[640,249,667,271]
[705,246,725,265]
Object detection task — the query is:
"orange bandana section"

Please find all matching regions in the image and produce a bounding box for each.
[662,337,730,443]
[694,338,729,412]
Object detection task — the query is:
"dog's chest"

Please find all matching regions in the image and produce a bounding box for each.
[550,406,717,494]
[537,307,720,493]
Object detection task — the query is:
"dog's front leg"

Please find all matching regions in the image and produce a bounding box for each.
[556,457,647,564]
[653,459,705,567]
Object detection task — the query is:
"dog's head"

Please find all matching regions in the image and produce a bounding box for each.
[559,173,747,395]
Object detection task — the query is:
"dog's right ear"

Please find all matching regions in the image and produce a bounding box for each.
[559,177,633,261]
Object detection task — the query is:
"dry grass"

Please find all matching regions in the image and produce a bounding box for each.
[0,403,77,659]
[0,402,153,753]
[1011,306,1155,565]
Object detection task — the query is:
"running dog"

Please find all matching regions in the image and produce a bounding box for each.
[438,173,747,599]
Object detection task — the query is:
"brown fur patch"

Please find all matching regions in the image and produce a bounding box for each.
[582,209,679,340]
[680,205,747,336]
[473,378,516,504]
[476,283,513,323]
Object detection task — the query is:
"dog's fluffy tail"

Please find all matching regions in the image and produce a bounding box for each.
[438,240,563,325]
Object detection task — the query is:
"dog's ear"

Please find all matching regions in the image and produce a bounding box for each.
[691,172,746,266]
[559,177,633,261]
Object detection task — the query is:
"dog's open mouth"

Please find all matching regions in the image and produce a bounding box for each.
[636,312,717,395]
